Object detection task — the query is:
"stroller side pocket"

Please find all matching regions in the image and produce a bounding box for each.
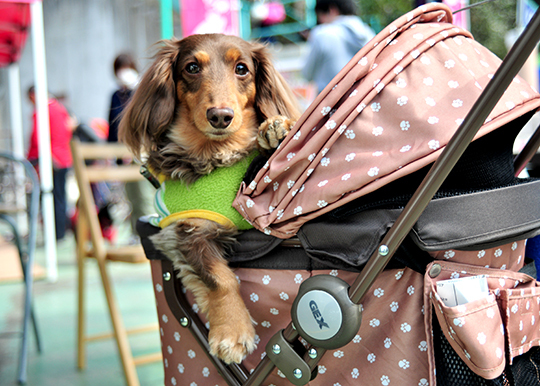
[425,260,540,381]
[428,280,505,379]
[499,285,540,361]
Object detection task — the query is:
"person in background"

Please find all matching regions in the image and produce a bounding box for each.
[27,86,74,241]
[302,0,375,93]
[108,53,154,241]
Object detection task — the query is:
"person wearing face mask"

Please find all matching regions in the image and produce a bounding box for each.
[108,53,139,143]
[107,53,154,242]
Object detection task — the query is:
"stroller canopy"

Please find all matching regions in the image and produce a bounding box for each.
[234,3,540,238]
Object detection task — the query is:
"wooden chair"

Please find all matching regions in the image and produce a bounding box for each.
[70,139,161,386]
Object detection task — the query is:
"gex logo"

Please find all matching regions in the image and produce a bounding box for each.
[309,300,329,330]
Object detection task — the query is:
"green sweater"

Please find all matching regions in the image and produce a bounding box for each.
[150,153,256,230]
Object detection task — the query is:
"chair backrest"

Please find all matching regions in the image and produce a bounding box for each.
[70,139,145,258]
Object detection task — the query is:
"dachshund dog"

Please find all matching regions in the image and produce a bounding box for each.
[119,34,300,364]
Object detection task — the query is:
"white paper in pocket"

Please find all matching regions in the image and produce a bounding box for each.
[436,275,489,307]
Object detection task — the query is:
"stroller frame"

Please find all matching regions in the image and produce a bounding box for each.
[147,3,540,385]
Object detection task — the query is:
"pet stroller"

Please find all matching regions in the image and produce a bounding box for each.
[138,3,540,385]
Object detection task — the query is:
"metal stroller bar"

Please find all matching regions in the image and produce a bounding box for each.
[243,5,540,386]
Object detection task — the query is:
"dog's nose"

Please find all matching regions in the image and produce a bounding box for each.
[207,108,234,129]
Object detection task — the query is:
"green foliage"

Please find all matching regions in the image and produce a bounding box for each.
[469,0,517,59]
[357,0,414,32]
[357,0,518,58]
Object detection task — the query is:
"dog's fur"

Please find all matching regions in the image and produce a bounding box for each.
[119,34,300,364]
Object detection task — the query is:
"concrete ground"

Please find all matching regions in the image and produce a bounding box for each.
[0,227,164,386]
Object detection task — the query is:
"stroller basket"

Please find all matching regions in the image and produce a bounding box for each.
[139,2,540,385]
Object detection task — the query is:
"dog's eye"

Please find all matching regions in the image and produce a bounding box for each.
[185,62,200,74]
[235,63,249,76]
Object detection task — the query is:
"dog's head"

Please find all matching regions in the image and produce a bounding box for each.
[119,34,300,176]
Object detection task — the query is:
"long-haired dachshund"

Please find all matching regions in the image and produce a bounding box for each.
[119,34,300,364]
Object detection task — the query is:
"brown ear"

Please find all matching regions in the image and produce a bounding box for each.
[119,39,181,158]
[251,43,301,122]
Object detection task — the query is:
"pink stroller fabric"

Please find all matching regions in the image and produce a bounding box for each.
[233,3,540,239]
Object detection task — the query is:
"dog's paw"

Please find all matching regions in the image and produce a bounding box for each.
[257,115,296,151]
[208,298,256,364]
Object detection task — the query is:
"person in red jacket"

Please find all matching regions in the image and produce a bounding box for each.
[27,86,74,240]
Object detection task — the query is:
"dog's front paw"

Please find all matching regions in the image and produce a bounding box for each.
[207,295,256,364]
[257,115,296,152]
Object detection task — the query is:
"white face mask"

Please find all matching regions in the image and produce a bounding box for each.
[116,68,139,89]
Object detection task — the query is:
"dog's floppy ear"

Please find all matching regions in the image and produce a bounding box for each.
[119,39,181,159]
[251,43,301,122]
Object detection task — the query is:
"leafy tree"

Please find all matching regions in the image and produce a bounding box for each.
[357,0,518,58]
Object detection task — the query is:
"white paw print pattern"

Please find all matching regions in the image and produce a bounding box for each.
[177,363,185,373]
[400,121,410,130]
[294,274,304,284]
[397,96,409,106]
[334,350,344,358]
[174,332,180,341]
[352,368,360,378]
[390,302,399,312]
[428,139,440,149]
[401,323,412,333]
[372,126,384,136]
[345,129,356,139]
[399,359,410,369]
[187,349,196,358]
[370,318,381,327]
[384,337,392,348]
[262,275,271,285]
[279,292,289,301]
[345,153,356,162]
[452,99,463,108]
[407,285,415,295]
[250,293,259,302]
[371,102,381,112]
[202,367,210,377]
[396,78,407,88]
[374,288,385,297]
[477,332,487,345]
[367,353,377,363]
[368,167,380,177]
[270,308,279,315]
[381,375,391,385]
[419,341,428,351]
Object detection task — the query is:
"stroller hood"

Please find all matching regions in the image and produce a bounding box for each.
[233,3,540,238]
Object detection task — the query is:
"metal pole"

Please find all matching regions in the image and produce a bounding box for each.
[160,0,174,39]
[8,63,29,235]
[31,0,58,282]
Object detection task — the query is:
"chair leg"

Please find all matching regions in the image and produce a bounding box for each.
[76,214,88,370]
[97,259,140,386]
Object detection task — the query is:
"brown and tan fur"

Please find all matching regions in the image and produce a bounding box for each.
[119,34,300,364]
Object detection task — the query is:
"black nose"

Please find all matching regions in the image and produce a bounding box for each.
[206,107,234,129]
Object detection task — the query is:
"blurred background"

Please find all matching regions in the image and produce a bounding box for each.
[0,0,539,385]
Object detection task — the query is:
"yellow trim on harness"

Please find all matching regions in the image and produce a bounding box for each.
[158,209,236,229]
